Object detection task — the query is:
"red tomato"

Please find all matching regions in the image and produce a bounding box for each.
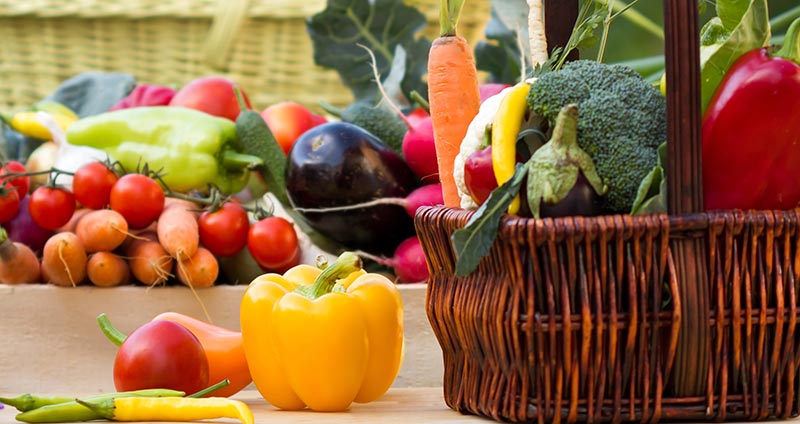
[0,161,30,199]
[72,162,119,209]
[169,76,250,121]
[198,202,250,257]
[28,187,75,230]
[247,216,300,273]
[110,174,165,229]
[0,189,20,224]
[113,320,209,394]
[260,102,321,154]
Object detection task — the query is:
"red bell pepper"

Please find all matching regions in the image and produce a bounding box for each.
[702,19,800,211]
[110,84,177,111]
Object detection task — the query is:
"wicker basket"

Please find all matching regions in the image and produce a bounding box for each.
[0,0,489,113]
[415,1,800,423]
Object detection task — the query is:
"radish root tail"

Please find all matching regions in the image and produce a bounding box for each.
[176,257,213,325]
[58,240,77,287]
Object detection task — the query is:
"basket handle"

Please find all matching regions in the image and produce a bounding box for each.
[203,0,252,71]
[663,0,703,215]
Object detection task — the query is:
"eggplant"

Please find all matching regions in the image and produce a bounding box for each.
[285,122,419,256]
[539,172,600,218]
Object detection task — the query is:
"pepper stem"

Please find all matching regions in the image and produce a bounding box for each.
[295,252,362,300]
[774,18,800,63]
[188,379,231,398]
[222,151,264,170]
[74,398,114,419]
[96,313,127,347]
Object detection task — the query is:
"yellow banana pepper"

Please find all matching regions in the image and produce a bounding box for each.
[240,252,404,412]
[5,101,79,140]
[491,81,530,215]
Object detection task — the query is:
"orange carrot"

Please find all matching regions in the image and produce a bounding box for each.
[76,209,130,252]
[87,252,131,287]
[0,228,40,284]
[176,247,219,289]
[157,199,200,261]
[42,232,87,287]
[125,237,174,286]
[427,0,481,207]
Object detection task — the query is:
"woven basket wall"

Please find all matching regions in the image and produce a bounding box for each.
[415,0,800,423]
[0,0,489,113]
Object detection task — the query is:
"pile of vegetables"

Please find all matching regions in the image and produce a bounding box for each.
[0,158,303,288]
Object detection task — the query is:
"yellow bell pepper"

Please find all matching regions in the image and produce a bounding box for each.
[491,81,530,215]
[240,252,404,412]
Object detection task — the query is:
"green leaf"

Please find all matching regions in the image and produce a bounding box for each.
[717,0,751,31]
[631,142,667,215]
[700,0,770,113]
[452,164,528,277]
[474,0,530,84]
[306,0,429,104]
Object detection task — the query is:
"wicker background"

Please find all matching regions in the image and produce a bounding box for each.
[0,0,490,113]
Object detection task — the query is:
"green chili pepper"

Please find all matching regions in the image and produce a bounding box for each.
[11,380,230,423]
[0,394,73,412]
[13,389,185,423]
[65,106,263,194]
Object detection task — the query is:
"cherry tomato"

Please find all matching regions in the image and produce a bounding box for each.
[28,187,75,230]
[260,102,319,154]
[73,162,119,209]
[110,174,165,229]
[113,320,209,394]
[0,189,20,224]
[247,216,300,273]
[198,202,250,257]
[0,161,30,199]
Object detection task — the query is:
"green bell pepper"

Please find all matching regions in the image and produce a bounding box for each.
[66,106,262,194]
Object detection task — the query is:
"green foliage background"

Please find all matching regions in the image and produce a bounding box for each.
[584,0,797,64]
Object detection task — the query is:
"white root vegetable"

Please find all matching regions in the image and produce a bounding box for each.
[452,88,513,210]
[35,111,109,189]
[528,0,549,67]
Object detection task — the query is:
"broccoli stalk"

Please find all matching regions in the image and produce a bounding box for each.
[526,104,607,219]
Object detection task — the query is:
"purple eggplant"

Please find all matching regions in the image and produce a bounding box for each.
[286,122,419,256]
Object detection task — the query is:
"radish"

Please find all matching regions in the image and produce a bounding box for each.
[402,116,439,184]
[292,183,444,219]
[479,83,512,102]
[356,236,430,284]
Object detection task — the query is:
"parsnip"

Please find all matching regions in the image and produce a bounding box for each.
[527,0,549,67]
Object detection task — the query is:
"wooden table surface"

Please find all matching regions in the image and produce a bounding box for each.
[0,388,490,424]
[4,388,800,424]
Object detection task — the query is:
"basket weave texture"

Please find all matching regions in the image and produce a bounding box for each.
[414,0,800,422]
[0,0,489,113]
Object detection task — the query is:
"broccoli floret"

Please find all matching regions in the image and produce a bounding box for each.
[527,60,666,212]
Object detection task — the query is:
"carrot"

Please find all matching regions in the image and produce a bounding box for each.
[157,199,200,261]
[75,209,130,252]
[125,237,174,286]
[0,227,40,284]
[56,208,91,233]
[427,0,481,207]
[176,247,219,289]
[41,232,87,287]
[87,251,131,287]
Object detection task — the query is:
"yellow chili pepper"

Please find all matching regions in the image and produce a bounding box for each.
[491,81,531,215]
[5,101,79,140]
[240,252,404,412]
[75,396,253,424]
